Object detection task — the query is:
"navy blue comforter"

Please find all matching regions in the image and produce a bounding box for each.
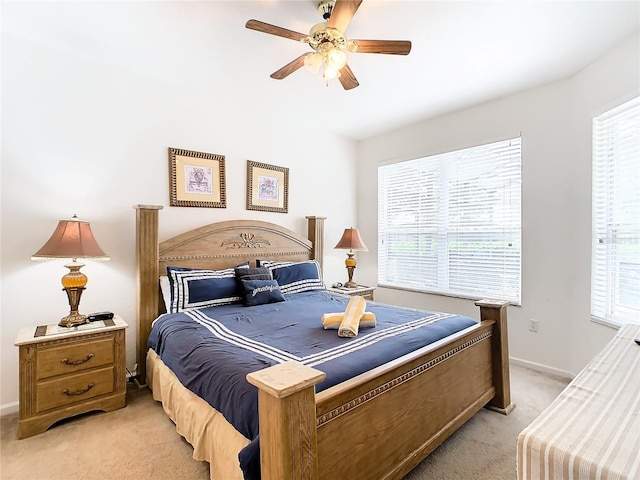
[147,290,476,479]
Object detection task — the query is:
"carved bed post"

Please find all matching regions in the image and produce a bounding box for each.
[306,216,326,272]
[247,361,326,480]
[134,204,163,385]
[475,299,515,415]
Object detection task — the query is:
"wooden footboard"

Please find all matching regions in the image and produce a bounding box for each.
[247,301,513,480]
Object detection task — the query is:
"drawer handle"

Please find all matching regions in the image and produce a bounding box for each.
[62,383,95,396]
[60,353,94,366]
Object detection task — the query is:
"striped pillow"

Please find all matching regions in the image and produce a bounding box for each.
[167,264,248,313]
[257,260,324,295]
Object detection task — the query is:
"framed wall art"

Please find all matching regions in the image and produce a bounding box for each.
[246,160,289,213]
[169,147,226,208]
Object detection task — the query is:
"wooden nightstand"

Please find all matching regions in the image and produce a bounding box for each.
[327,285,376,301]
[14,315,128,439]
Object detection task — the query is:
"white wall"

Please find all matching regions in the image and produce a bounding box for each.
[2,2,637,413]
[0,9,357,412]
[356,32,640,378]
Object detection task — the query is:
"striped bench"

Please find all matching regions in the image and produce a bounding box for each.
[517,324,640,480]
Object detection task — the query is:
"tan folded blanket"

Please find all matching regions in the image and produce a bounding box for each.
[337,296,367,338]
[322,312,376,330]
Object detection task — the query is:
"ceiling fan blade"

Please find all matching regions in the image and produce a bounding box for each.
[327,0,363,32]
[339,64,359,90]
[270,54,308,80]
[245,19,307,42]
[350,39,412,55]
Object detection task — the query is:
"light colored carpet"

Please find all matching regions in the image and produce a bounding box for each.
[0,364,569,480]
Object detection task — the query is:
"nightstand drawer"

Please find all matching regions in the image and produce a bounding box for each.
[36,337,114,380]
[36,366,114,412]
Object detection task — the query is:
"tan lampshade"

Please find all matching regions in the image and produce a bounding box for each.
[32,215,109,261]
[334,228,368,252]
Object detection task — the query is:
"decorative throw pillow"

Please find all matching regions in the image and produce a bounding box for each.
[235,267,272,282]
[257,260,324,295]
[240,279,286,307]
[167,263,249,313]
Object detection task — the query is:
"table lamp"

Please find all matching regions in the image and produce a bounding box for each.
[32,214,109,327]
[334,227,368,288]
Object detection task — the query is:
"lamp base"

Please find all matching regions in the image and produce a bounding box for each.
[344,256,357,288]
[59,286,88,328]
[59,312,89,328]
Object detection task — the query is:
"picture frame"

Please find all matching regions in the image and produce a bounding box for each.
[246,160,289,213]
[169,147,226,208]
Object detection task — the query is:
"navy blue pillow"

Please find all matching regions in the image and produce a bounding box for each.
[240,279,286,307]
[167,263,249,312]
[257,260,324,294]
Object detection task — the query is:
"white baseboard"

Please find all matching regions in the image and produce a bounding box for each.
[0,401,19,417]
[510,356,574,380]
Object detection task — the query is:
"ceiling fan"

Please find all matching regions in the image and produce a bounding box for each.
[245,0,411,90]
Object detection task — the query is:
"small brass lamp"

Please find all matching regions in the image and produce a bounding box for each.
[32,214,109,327]
[334,227,368,288]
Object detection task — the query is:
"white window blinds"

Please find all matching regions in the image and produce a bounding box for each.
[378,137,522,303]
[591,96,640,326]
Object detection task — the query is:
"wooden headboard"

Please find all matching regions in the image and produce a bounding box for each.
[134,204,326,384]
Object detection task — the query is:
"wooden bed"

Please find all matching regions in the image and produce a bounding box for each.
[134,204,515,480]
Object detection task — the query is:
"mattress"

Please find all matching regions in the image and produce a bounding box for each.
[148,289,478,479]
[517,324,640,480]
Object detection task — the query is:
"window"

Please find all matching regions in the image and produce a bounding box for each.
[378,137,522,303]
[591,96,640,326]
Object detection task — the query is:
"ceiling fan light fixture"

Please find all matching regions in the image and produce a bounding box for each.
[304,52,323,74]
[323,64,341,81]
[327,48,347,70]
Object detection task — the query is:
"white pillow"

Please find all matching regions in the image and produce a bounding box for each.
[160,275,171,312]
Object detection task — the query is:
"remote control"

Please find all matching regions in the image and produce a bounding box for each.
[88,311,114,322]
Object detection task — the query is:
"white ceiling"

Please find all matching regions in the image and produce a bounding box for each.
[3,1,639,141]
